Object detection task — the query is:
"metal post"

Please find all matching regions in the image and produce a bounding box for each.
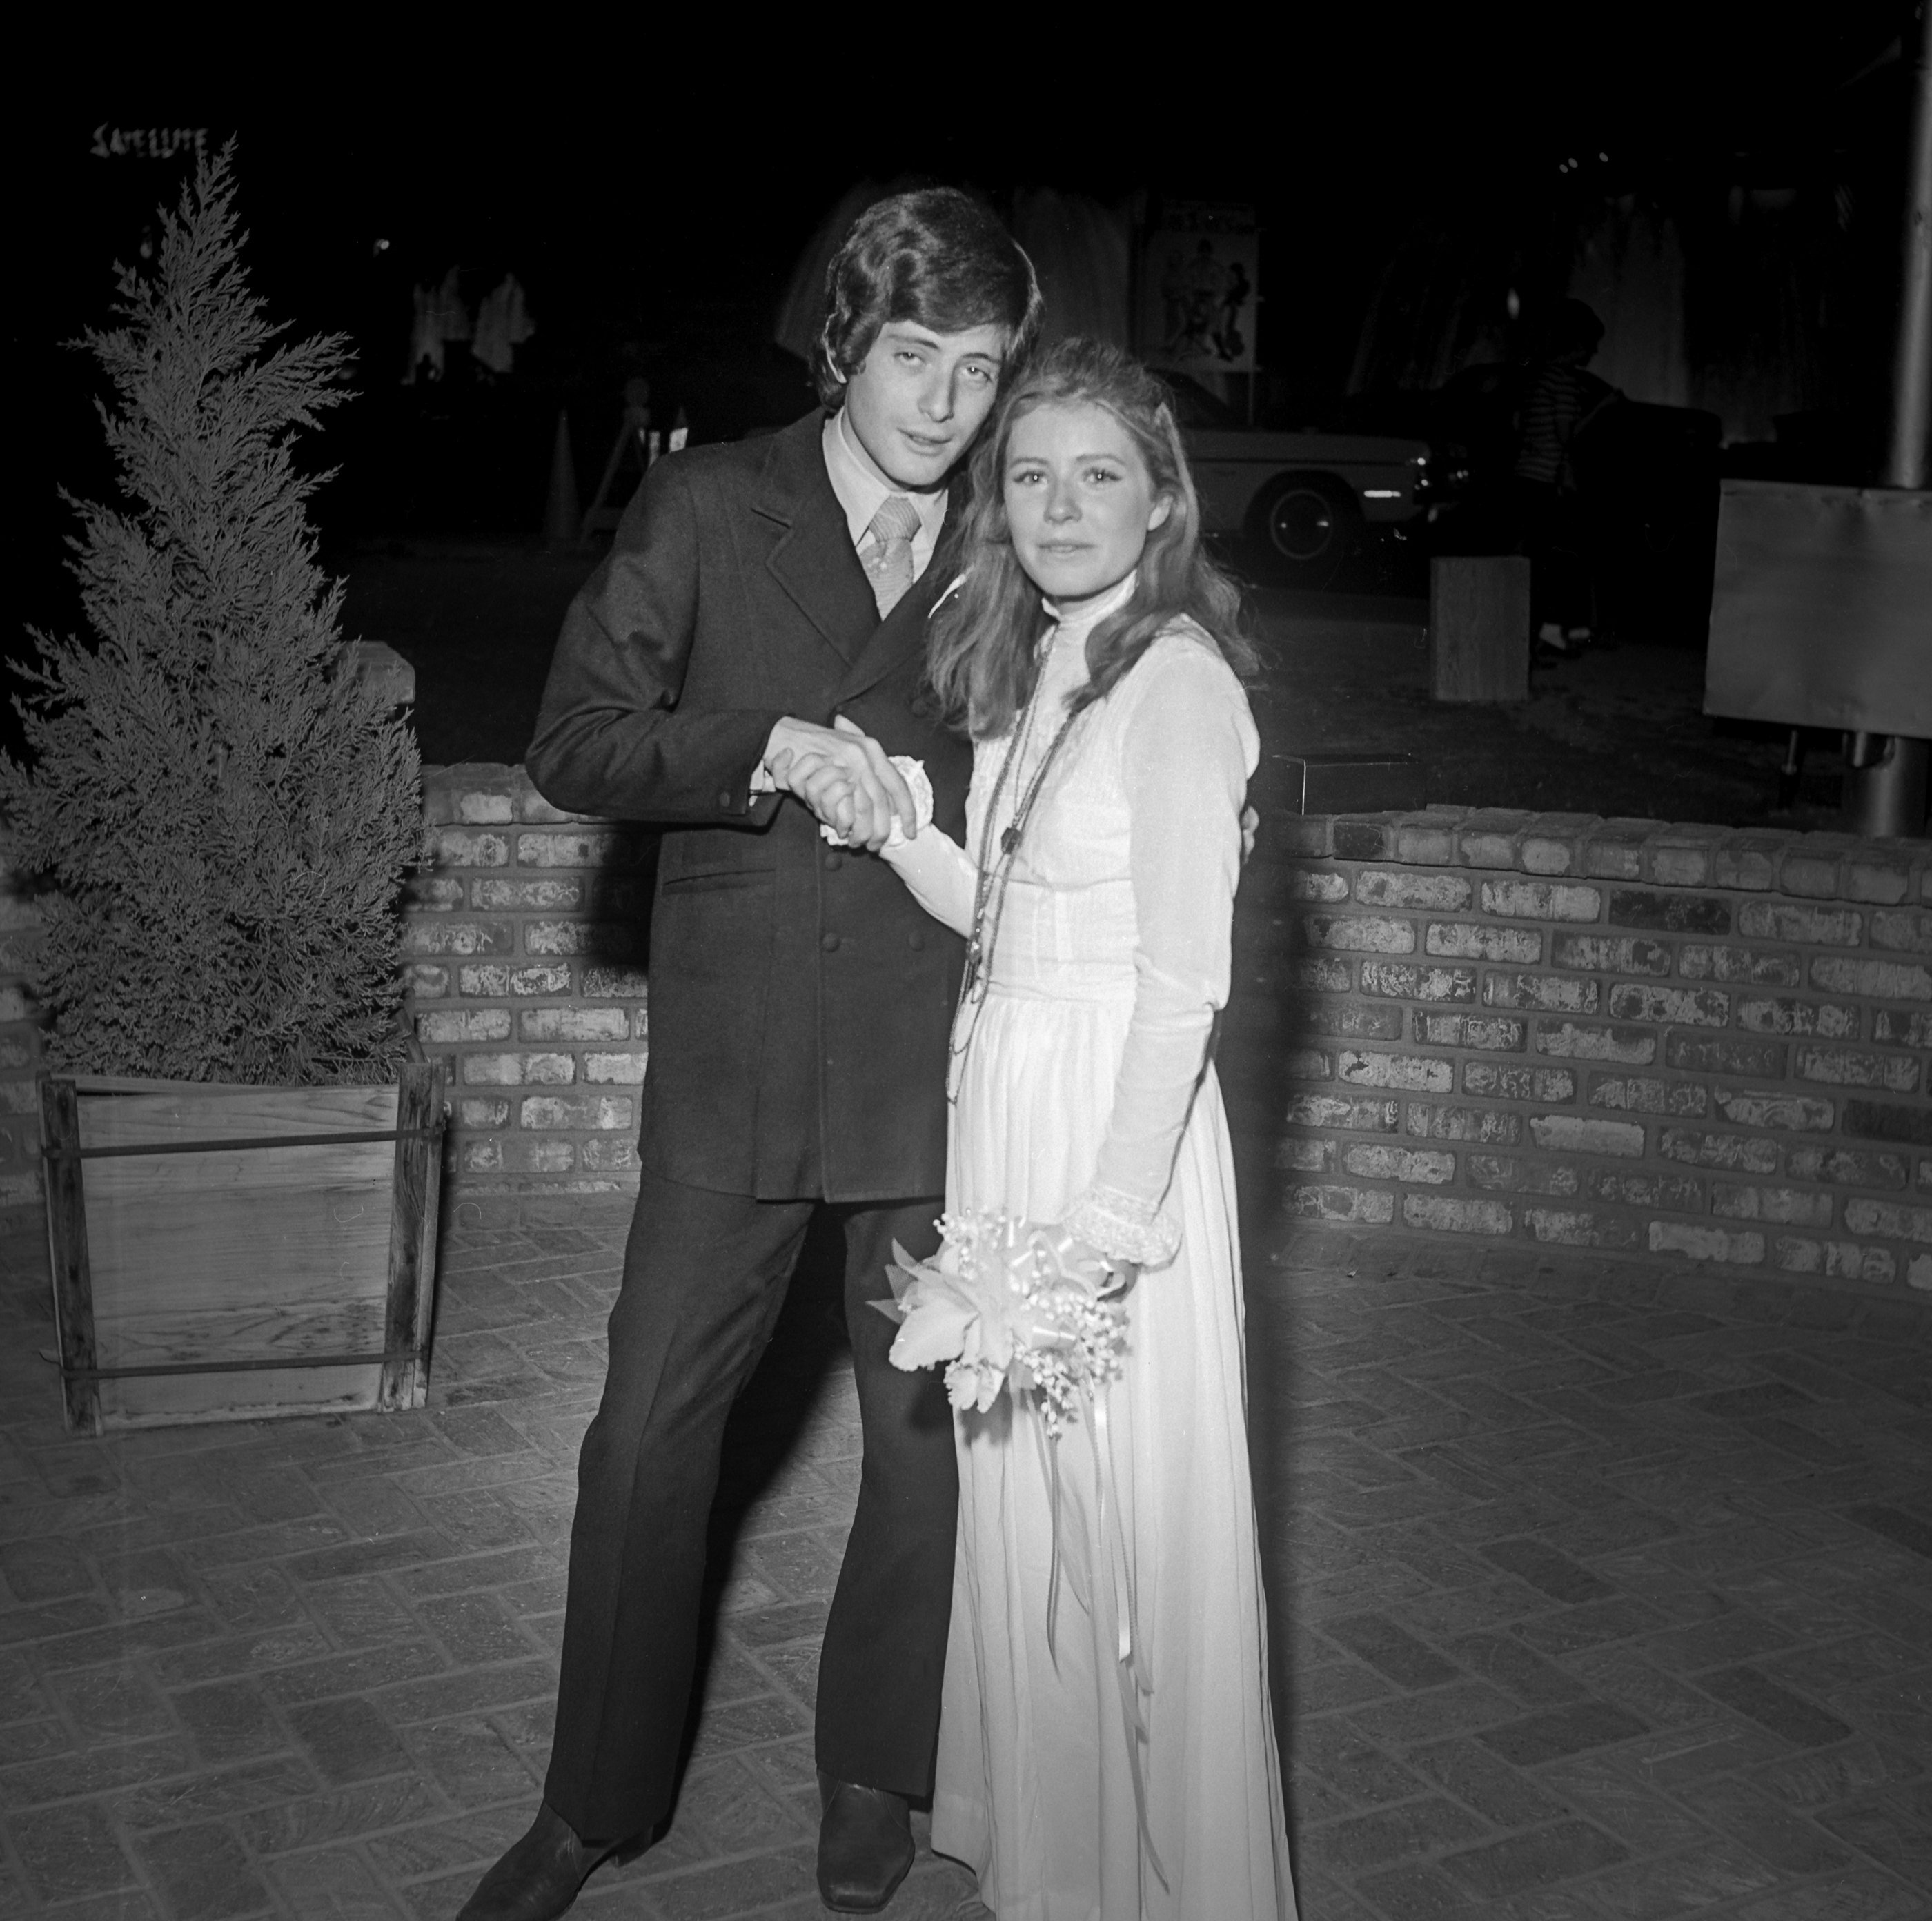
[1846,0,1932,836]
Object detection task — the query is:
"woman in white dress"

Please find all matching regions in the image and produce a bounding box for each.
[819,339,1294,1920]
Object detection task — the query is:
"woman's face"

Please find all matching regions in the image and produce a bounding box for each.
[1002,400,1170,613]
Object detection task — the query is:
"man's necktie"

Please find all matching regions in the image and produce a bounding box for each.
[860,495,922,618]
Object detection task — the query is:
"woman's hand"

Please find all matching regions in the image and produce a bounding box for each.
[1061,1233,1140,1298]
[763,714,911,851]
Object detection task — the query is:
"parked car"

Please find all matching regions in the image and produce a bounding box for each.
[1159,371,1465,586]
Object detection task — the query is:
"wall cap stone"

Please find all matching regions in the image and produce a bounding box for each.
[1276,814,1929,903]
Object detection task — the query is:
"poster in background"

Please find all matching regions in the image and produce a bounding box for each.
[1138,206,1259,377]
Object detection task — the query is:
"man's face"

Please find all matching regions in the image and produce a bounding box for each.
[840,319,1008,493]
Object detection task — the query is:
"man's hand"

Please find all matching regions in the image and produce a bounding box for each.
[764,716,913,853]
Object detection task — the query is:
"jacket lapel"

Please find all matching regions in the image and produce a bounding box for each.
[753,413,878,666]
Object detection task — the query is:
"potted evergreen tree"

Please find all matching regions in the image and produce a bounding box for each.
[2,150,443,1434]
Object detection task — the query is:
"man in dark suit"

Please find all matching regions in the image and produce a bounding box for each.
[458,191,1042,1921]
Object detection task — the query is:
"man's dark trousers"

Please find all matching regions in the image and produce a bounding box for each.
[523,412,973,1849]
[543,1172,955,1844]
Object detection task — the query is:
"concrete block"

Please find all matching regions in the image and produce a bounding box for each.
[519,1007,629,1043]
[1287,1183,1397,1224]
[1528,1114,1646,1157]
[1403,1194,1513,1234]
[1586,1075,1707,1116]
[417,1009,511,1045]
[1551,934,1673,976]
[1464,1063,1577,1102]
[1869,908,1932,956]
[1360,962,1477,1002]
[1664,1034,1786,1078]
[1535,1023,1657,1063]
[1711,1184,1835,1228]
[1606,889,1731,934]
[583,1052,649,1084]
[1648,1222,1765,1265]
[1871,1008,1932,1046]
[1483,973,1599,1013]
[1403,1103,1522,1143]
[1841,1099,1932,1146]
[428,829,512,869]
[1606,984,1731,1026]
[1525,1208,1642,1250]
[1785,1146,1908,1189]
[1711,1089,1836,1131]
[1738,902,1863,946]
[1301,915,1417,954]
[515,829,640,869]
[1811,955,1932,1001]
[400,920,515,958]
[1584,1170,1705,1210]
[1676,944,1803,987]
[1426,923,1543,963]
[1337,1050,1454,1092]
[1283,1094,1401,1132]
[521,1094,634,1130]
[1414,1013,1527,1051]
[1793,1045,1920,1093]
[1354,870,1473,911]
[1842,1199,1932,1243]
[1479,879,1604,923]
[1735,997,1859,1038]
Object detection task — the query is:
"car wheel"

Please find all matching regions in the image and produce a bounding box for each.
[1246,473,1362,587]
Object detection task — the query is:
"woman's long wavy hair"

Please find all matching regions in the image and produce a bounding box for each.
[927,337,1254,740]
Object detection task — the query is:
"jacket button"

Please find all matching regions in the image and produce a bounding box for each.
[907,931,925,951]
[825,851,842,871]
[716,788,733,810]
[821,932,841,953]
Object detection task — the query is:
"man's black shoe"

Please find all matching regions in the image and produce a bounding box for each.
[817,1774,916,1913]
[455,1802,641,1921]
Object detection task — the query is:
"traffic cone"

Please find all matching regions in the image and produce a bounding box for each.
[543,408,580,549]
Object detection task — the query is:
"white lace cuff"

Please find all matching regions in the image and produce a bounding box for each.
[820,756,932,849]
[1063,1184,1181,1270]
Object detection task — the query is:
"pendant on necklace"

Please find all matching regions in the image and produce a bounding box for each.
[1000,826,1021,856]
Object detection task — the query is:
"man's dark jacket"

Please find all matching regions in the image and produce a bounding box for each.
[526,410,971,1201]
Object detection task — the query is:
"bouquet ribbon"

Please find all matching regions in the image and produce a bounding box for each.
[876,1212,1166,1888]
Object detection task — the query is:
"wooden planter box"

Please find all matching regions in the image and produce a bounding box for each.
[40,1061,446,1434]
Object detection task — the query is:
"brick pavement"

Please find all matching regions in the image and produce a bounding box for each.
[3,1199,1929,1919]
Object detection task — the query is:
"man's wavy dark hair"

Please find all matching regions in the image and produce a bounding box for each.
[812,188,1043,406]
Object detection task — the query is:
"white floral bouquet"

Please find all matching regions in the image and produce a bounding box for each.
[873,1211,1130,1436]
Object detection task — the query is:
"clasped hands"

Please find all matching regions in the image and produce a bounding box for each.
[765,714,908,853]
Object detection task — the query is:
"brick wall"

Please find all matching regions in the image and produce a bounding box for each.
[1232,809,1931,1294]
[4,778,1927,1295]
[406,765,651,1224]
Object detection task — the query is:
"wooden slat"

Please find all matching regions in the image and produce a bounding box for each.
[101,1361,382,1429]
[87,1297,391,1371]
[79,1083,397,1150]
[39,1079,100,1435]
[381,1061,446,1411]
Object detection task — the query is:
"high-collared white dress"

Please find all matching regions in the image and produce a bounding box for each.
[883,577,1295,1920]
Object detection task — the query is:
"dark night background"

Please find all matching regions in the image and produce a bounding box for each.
[12,10,1925,769]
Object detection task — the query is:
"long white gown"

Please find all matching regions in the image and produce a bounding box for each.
[883,576,1296,1920]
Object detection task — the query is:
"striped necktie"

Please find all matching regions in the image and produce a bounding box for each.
[860,495,922,618]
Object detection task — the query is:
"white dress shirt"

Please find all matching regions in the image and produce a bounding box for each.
[820,407,949,584]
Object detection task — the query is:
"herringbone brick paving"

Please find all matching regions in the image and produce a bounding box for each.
[2,1204,1928,1919]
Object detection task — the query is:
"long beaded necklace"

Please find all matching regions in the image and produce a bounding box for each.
[949,629,1084,1101]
